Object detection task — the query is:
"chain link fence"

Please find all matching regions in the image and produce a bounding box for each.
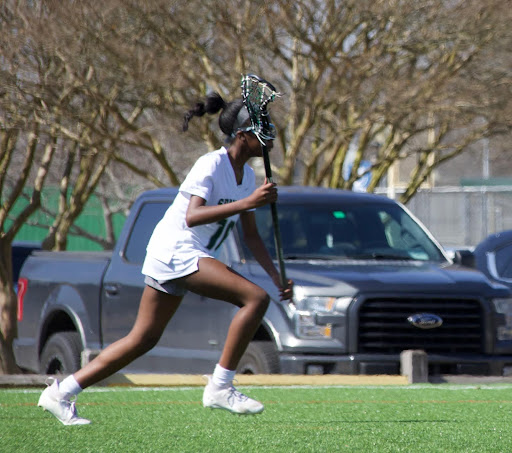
[376,186,512,249]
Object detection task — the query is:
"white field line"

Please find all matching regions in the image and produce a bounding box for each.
[6,383,512,394]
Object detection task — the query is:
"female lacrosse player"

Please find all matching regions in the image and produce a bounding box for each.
[37,91,293,425]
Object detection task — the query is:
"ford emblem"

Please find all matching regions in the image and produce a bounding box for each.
[407,313,443,329]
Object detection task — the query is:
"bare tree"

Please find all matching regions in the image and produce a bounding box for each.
[251,0,512,200]
[0,128,57,373]
[132,0,512,198]
[0,2,61,372]
[0,0,187,372]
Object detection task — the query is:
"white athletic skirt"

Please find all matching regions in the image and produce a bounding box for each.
[141,245,213,283]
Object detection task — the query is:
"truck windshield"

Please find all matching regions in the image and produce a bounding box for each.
[247,202,446,262]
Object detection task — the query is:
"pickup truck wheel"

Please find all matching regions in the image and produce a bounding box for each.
[237,341,280,374]
[39,332,82,375]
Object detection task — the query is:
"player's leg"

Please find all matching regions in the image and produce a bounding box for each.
[38,286,183,425]
[74,286,183,387]
[184,257,269,370]
[183,257,269,414]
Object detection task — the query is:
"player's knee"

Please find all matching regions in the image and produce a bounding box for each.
[129,331,161,356]
[141,334,161,354]
[250,289,270,316]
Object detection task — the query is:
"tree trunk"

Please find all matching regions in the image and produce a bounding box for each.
[0,244,21,374]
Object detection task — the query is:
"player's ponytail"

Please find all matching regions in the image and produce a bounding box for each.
[182,92,226,132]
[183,92,246,139]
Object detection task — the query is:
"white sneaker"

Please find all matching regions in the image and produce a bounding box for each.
[38,379,91,425]
[202,376,264,415]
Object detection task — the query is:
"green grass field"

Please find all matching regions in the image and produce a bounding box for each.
[2,383,512,453]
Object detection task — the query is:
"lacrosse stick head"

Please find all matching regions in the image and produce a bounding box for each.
[241,74,280,145]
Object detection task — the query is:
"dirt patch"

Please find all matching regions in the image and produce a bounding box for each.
[101,373,409,387]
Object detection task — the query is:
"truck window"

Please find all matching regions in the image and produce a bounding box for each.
[124,202,168,264]
[245,202,445,262]
[378,210,434,260]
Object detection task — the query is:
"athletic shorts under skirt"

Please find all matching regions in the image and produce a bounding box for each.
[144,275,188,297]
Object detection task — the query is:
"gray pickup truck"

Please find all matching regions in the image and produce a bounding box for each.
[14,186,512,376]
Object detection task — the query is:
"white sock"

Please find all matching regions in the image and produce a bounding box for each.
[211,364,236,388]
[58,375,83,397]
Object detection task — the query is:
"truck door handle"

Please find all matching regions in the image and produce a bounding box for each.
[104,283,119,296]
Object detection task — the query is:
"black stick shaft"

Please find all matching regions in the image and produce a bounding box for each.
[261,144,287,288]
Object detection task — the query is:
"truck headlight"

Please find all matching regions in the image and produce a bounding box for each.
[294,296,352,339]
[493,298,512,341]
[295,311,332,338]
[296,296,336,313]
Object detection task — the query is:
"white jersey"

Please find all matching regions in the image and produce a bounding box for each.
[142,147,256,281]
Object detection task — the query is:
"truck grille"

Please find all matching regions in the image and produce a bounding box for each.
[358,298,483,354]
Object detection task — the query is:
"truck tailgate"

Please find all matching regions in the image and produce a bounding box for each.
[14,251,112,372]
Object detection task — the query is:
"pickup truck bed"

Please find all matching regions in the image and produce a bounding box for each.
[16,251,111,373]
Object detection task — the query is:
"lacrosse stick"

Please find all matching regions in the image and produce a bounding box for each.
[241,74,288,289]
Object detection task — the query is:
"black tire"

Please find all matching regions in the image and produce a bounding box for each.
[39,332,82,375]
[237,341,280,374]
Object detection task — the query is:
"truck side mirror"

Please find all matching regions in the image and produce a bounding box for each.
[452,249,475,268]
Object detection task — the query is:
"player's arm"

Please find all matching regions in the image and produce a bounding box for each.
[185,181,277,227]
[240,210,293,301]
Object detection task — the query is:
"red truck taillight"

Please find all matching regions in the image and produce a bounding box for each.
[17,278,28,322]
